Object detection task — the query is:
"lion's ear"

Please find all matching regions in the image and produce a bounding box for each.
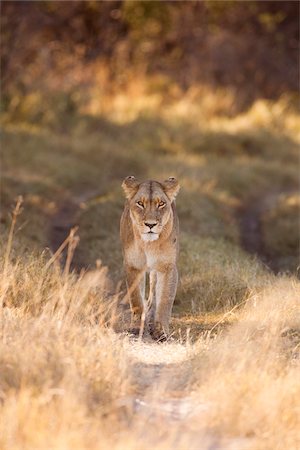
[122,176,140,199]
[162,177,180,202]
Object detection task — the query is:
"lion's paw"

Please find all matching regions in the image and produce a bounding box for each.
[150,322,168,342]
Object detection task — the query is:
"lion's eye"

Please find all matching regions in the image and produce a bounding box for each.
[136,201,144,208]
[158,201,165,208]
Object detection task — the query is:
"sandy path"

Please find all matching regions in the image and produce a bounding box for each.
[118,339,252,449]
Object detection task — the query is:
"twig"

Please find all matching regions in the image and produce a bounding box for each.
[45,226,79,270]
[207,296,253,338]
[3,196,23,275]
[63,227,80,277]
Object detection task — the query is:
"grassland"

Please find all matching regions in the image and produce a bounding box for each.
[1,91,300,449]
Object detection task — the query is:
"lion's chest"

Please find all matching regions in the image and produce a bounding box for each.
[125,244,168,271]
[145,250,158,270]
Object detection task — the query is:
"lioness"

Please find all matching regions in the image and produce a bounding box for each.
[120,176,180,341]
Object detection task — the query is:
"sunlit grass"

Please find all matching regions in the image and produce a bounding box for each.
[0,243,299,449]
[191,278,300,449]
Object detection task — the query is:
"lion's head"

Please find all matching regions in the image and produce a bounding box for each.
[122,176,180,242]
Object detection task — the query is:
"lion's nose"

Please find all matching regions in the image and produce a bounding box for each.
[145,222,157,229]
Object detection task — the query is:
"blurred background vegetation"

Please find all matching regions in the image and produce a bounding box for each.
[1,0,299,123]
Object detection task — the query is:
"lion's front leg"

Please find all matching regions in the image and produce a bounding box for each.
[125,266,145,335]
[146,270,157,334]
[152,266,178,341]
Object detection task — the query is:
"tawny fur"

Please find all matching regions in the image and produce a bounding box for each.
[120,176,180,340]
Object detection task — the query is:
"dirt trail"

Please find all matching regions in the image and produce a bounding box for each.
[238,198,278,273]
[119,339,252,449]
[125,341,205,442]
[49,190,103,271]
[238,189,298,274]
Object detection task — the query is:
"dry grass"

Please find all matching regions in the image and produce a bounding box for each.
[191,278,300,449]
[1,92,299,448]
[0,237,299,449]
